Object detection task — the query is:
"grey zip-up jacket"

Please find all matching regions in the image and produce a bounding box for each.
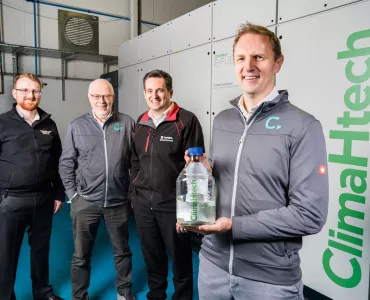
[201,90,329,285]
[59,112,135,207]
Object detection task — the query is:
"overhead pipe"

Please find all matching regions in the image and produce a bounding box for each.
[130,0,138,38]
[26,0,160,27]
[33,0,38,75]
[0,0,4,92]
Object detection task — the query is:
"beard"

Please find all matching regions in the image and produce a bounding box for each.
[18,98,40,111]
[94,107,111,119]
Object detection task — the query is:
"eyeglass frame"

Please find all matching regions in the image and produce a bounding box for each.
[15,88,42,96]
[88,93,115,100]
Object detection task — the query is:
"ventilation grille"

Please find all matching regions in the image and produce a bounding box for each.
[65,18,94,47]
[58,9,99,54]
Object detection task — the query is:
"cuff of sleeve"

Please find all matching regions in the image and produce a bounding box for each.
[232,216,244,240]
[65,189,77,200]
[56,191,66,202]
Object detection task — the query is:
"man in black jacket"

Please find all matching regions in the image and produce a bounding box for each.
[59,79,135,300]
[0,73,64,300]
[130,70,204,300]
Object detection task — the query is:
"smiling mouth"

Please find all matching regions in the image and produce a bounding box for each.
[242,75,259,80]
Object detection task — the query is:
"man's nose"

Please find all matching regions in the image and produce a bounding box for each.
[243,58,255,71]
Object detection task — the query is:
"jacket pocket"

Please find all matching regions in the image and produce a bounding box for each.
[203,233,231,254]
[71,195,82,212]
[234,240,286,267]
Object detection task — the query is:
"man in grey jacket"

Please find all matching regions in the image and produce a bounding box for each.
[183,24,329,299]
[59,79,136,300]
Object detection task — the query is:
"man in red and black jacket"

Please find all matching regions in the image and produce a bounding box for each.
[130,70,204,300]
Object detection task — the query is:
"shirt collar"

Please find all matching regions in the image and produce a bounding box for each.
[238,87,279,120]
[148,102,174,126]
[92,110,112,127]
[15,105,40,125]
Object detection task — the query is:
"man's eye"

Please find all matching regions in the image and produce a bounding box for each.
[256,56,263,61]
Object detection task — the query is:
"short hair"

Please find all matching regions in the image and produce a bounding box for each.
[143,69,172,91]
[233,23,282,61]
[13,73,42,88]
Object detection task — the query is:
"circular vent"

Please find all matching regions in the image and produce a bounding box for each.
[65,17,94,47]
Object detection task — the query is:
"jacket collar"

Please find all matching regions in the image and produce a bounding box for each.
[230,90,289,124]
[88,110,116,126]
[140,102,180,122]
[7,103,50,122]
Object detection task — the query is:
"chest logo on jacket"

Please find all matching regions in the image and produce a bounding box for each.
[40,130,52,135]
[113,122,124,131]
[265,116,281,130]
[160,136,173,142]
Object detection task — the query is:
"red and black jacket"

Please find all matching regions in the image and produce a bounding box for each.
[130,102,204,212]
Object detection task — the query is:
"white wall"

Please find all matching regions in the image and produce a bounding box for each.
[141,0,213,27]
[0,0,211,140]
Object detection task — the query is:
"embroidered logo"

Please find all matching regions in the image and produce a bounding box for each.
[319,165,327,175]
[113,122,124,131]
[160,136,173,142]
[265,116,281,130]
[40,130,52,135]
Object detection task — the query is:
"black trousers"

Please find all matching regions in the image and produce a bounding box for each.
[70,196,132,300]
[0,193,54,300]
[134,203,193,300]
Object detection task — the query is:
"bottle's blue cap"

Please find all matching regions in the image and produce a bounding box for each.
[188,147,203,156]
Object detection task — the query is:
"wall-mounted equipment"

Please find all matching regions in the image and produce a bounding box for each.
[58,9,99,54]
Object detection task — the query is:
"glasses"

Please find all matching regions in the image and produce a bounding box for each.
[15,88,41,96]
[89,94,114,100]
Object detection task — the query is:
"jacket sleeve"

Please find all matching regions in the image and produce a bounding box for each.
[59,123,78,200]
[232,120,329,240]
[183,114,205,151]
[51,122,65,201]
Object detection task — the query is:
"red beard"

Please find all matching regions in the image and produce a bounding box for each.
[18,99,40,111]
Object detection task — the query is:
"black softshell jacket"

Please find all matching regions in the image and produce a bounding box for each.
[0,104,64,200]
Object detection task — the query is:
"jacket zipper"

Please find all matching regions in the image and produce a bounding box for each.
[149,129,155,209]
[91,114,112,207]
[228,106,263,275]
[103,129,109,207]
[28,117,50,190]
[32,130,40,188]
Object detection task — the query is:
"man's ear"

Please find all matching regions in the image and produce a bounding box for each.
[12,89,17,100]
[274,55,284,74]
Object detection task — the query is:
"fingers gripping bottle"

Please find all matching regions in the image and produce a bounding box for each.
[176,147,216,226]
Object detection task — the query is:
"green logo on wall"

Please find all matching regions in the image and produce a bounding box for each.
[323,28,370,289]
